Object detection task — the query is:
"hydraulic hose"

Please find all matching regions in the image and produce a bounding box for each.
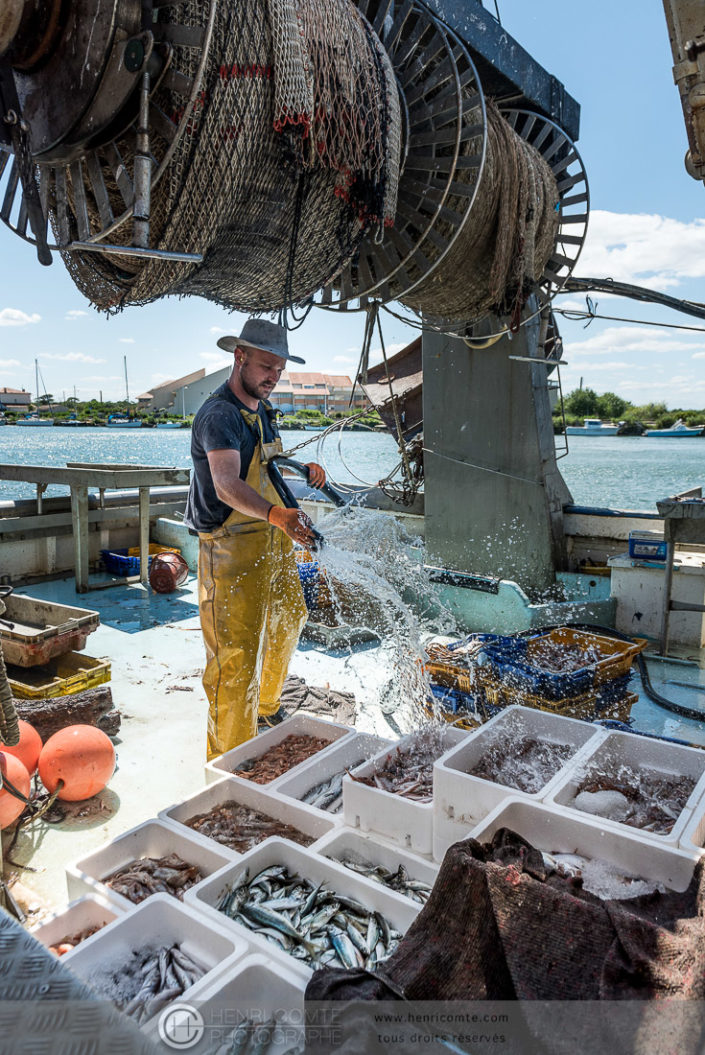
[0,590,19,748]
[270,456,347,508]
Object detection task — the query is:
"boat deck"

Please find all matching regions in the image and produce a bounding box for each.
[3,573,397,920]
[4,572,705,923]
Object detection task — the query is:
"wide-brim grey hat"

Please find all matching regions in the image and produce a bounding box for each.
[217,319,305,364]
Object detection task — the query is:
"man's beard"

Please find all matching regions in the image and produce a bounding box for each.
[240,367,272,402]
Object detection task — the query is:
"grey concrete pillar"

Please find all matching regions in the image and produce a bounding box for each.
[422,307,573,597]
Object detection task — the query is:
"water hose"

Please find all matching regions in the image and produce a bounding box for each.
[268,455,348,551]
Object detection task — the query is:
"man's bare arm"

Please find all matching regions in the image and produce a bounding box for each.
[207,448,316,545]
[207,448,272,520]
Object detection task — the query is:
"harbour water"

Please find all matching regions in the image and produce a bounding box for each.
[0,428,703,510]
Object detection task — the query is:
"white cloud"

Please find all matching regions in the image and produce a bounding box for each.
[333,355,355,364]
[119,337,135,344]
[0,308,40,327]
[40,352,106,363]
[65,309,88,320]
[565,325,701,358]
[0,359,21,368]
[209,326,227,335]
[692,352,705,359]
[200,351,231,368]
[577,211,705,289]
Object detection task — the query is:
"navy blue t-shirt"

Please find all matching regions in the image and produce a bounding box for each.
[184,383,277,533]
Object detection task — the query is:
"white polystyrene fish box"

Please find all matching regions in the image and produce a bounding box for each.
[546,729,705,846]
[160,776,337,858]
[184,836,420,978]
[469,797,701,894]
[679,800,705,854]
[205,713,355,785]
[144,952,308,1054]
[312,826,440,905]
[342,725,470,856]
[275,732,392,817]
[66,819,235,910]
[30,893,125,958]
[64,893,248,1030]
[433,706,602,861]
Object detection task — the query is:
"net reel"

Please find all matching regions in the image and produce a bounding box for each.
[0,0,588,333]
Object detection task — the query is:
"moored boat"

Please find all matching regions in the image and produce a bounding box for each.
[106,415,143,428]
[565,418,620,436]
[645,418,704,437]
[15,413,54,427]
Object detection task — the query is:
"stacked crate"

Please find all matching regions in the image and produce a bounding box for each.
[0,593,109,699]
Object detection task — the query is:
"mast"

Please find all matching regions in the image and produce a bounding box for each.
[35,359,39,409]
[124,355,130,407]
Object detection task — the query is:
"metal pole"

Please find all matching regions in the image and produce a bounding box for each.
[659,540,676,655]
[133,69,152,249]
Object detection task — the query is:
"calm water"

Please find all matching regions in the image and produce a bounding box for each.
[0,428,703,510]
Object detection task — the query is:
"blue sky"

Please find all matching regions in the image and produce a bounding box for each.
[1,0,705,407]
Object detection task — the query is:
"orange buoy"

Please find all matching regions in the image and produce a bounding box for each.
[0,752,30,828]
[38,725,115,802]
[1,719,43,775]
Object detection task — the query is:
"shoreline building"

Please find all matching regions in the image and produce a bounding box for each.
[138,368,367,417]
[0,386,32,408]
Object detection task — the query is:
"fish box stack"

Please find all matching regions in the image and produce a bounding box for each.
[1,594,110,700]
[425,628,646,727]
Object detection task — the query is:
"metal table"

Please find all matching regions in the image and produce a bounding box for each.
[0,462,190,593]
[657,487,705,653]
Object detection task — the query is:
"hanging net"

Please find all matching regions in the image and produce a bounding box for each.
[59,0,401,314]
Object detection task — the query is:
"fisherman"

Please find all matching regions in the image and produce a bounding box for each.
[184,319,326,759]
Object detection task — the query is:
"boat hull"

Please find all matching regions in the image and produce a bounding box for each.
[565,426,620,436]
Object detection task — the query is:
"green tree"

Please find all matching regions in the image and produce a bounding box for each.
[563,388,599,417]
[595,392,628,419]
[38,393,54,406]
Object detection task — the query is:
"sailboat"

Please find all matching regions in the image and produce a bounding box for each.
[107,356,143,428]
[16,361,54,426]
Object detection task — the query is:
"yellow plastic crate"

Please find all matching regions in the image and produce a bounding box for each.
[7,652,111,699]
[523,628,647,690]
[127,544,180,557]
[484,683,638,724]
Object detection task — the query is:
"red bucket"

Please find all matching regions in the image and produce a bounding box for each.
[148,552,189,593]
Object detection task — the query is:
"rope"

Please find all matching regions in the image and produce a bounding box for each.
[0,630,19,749]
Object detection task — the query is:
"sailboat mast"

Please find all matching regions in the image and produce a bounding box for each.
[35,359,39,407]
[124,355,130,406]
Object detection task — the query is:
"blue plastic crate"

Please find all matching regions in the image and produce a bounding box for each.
[101,548,145,575]
[297,560,320,610]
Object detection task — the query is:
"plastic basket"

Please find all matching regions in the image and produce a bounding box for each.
[483,680,637,724]
[481,629,646,700]
[100,545,179,575]
[6,652,111,699]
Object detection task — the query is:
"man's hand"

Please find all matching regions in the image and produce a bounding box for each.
[268,505,317,545]
[306,462,326,489]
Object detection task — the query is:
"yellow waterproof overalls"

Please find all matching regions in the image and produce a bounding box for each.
[197,411,308,760]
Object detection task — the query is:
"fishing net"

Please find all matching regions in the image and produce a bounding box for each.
[398,100,560,326]
[59,0,401,314]
[305,830,705,1054]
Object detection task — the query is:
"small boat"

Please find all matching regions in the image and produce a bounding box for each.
[565,417,620,436]
[106,414,143,428]
[302,424,326,432]
[16,413,54,427]
[155,421,184,429]
[645,418,704,437]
